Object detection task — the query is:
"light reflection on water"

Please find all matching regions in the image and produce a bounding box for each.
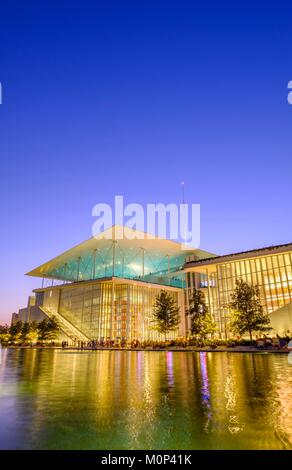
[0,349,291,450]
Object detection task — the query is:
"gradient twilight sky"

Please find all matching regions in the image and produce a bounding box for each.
[0,1,292,323]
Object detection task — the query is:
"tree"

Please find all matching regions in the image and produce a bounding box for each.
[27,321,39,344]
[0,324,10,344]
[9,321,23,343]
[229,279,271,344]
[38,317,60,342]
[152,290,180,341]
[21,321,39,344]
[187,288,216,339]
[21,322,31,343]
[191,313,217,339]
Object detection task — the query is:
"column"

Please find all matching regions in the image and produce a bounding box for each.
[110,280,115,341]
[76,256,81,282]
[92,249,97,279]
[185,271,190,336]
[112,241,117,277]
[141,248,145,277]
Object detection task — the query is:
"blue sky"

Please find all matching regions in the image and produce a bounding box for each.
[0,1,292,322]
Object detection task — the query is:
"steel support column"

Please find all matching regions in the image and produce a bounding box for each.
[112,241,117,277]
[141,248,145,278]
[92,249,97,279]
[76,257,81,282]
[167,254,170,285]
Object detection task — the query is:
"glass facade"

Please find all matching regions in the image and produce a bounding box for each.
[30,228,292,340]
[29,228,216,342]
[37,242,188,289]
[186,248,292,338]
[56,280,182,342]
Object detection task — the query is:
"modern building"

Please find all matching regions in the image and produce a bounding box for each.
[25,226,215,343]
[21,226,292,342]
[185,243,292,338]
[11,295,46,325]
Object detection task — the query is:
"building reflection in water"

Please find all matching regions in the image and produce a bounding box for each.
[199,352,210,405]
[1,349,292,449]
[224,372,244,435]
[198,352,212,433]
[166,352,174,388]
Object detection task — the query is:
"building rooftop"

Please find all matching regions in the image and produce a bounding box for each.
[27,225,216,287]
[184,241,292,270]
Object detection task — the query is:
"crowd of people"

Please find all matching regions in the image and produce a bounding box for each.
[61,338,142,350]
[60,335,292,351]
[255,335,290,349]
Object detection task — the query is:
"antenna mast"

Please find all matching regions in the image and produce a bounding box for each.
[181,180,185,204]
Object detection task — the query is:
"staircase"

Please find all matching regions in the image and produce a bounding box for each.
[40,306,90,343]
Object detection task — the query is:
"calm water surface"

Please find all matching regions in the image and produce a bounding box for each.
[0,349,291,450]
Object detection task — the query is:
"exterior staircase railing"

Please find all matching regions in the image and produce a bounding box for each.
[40,306,90,343]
